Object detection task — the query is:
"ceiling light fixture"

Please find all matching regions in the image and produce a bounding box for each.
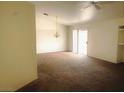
[43,13,60,38]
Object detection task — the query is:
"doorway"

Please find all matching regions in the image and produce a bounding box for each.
[73,30,88,55]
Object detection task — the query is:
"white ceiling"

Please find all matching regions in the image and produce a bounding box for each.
[32,1,124,25]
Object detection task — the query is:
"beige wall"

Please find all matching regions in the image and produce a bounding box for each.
[68,18,124,63]
[67,27,73,51]
[0,2,37,91]
[87,22,118,63]
[36,13,68,53]
[87,18,124,63]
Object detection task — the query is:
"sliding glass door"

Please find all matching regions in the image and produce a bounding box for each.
[73,30,88,55]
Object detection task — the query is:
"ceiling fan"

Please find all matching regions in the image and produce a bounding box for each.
[81,1,113,10]
[90,1,101,9]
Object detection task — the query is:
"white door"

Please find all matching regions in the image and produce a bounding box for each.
[73,30,88,55]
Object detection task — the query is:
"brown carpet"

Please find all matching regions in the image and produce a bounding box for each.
[18,52,124,92]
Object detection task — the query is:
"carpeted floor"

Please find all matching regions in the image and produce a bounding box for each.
[18,52,124,92]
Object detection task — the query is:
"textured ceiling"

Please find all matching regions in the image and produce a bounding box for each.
[32,1,124,25]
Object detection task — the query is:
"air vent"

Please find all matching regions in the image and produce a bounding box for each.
[43,13,48,16]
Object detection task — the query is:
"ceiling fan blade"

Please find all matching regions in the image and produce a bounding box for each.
[80,4,92,11]
[96,1,115,4]
[94,4,101,10]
